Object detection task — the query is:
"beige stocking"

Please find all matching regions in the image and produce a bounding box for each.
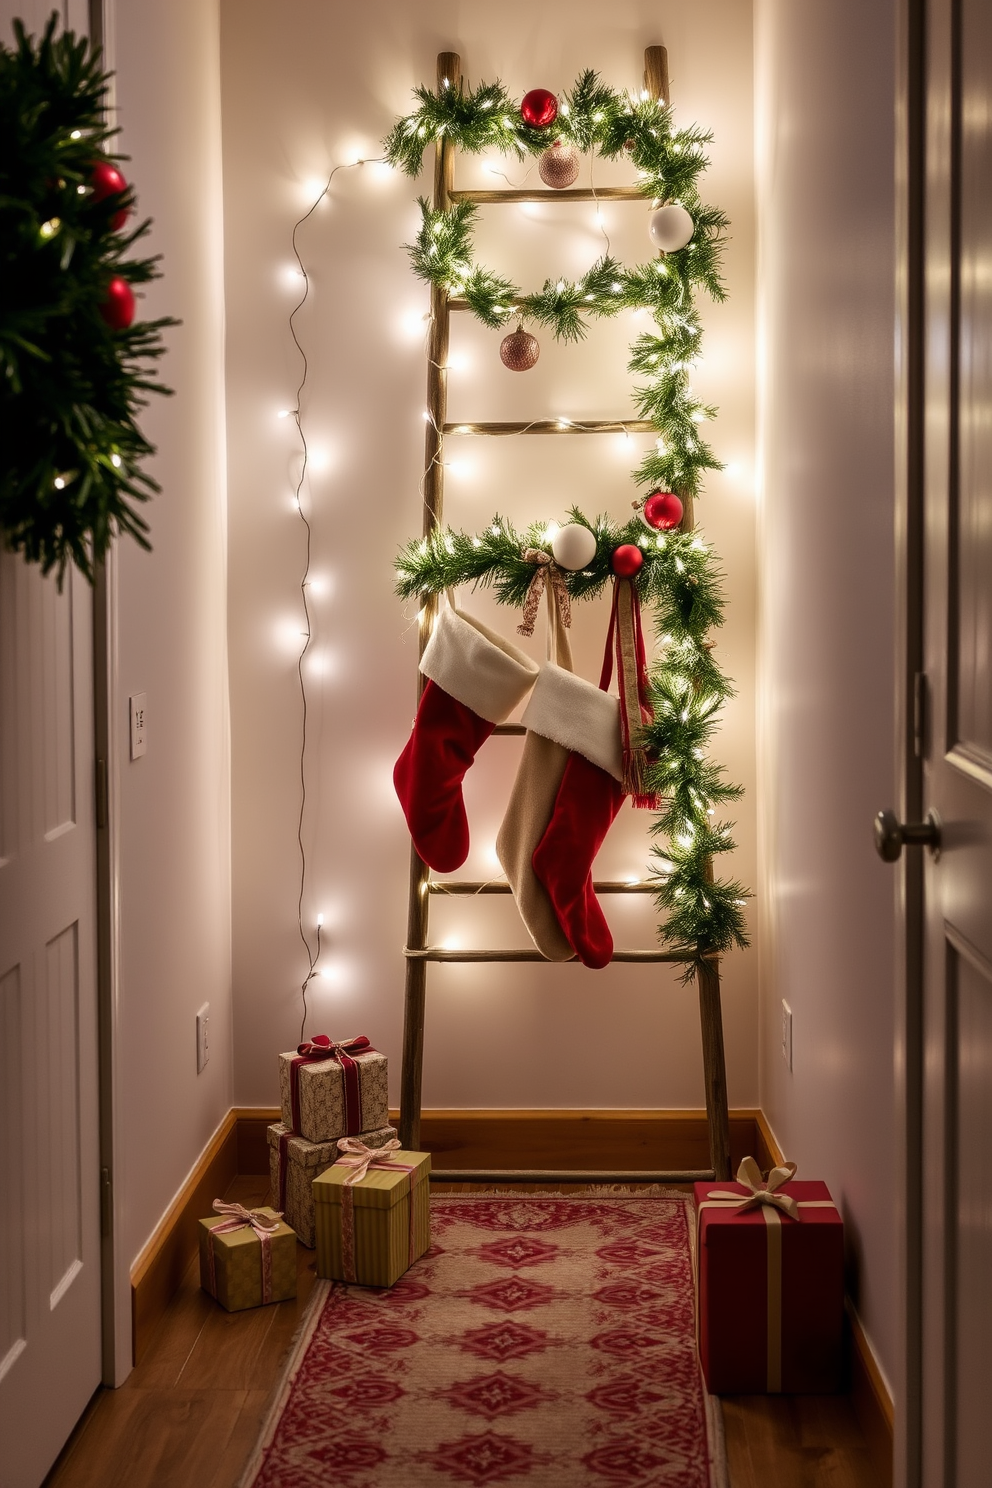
[496,587,575,961]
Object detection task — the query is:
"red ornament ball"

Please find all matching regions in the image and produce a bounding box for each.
[520,88,558,129]
[538,141,580,189]
[611,543,644,578]
[90,161,130,230]
[642,490,684,531]
[499,327,540,372]
[100,276,135,331]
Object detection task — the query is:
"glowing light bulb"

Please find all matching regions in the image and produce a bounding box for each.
[317,913,324,926]
[70,129,82,139]
[277,408,293,419]
[53,476,65,489]
[110,454,122,468]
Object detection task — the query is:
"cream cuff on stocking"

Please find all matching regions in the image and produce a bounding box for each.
[520,662,624,782]
[420,606,539,724]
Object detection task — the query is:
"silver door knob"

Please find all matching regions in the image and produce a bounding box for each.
[874,808,941,862]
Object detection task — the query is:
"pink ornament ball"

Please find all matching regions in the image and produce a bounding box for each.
[642,491,684,531]
[100,277,135,331]
[90,161,130,231]
[611,543,644,578]
[499,327,540,372]
[520,88,558,130]
[538,141,580,189]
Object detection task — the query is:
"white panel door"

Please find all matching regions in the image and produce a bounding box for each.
[0,555,101,1487]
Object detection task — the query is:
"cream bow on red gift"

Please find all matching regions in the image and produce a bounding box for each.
[705,1155,800,1220]
[334,1135,403,1186]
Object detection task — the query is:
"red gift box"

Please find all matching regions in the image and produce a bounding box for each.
[694,1160,844,1394]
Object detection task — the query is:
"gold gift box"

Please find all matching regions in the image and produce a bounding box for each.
[314,1150,431,1288]
[267,1121,398,1248]
[198,1207,297,1311]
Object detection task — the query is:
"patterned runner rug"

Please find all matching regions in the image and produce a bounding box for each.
[240,1193,726,1488]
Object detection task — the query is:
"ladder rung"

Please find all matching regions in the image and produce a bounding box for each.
[443,418,655,436]
[449,187,651,205]
[430,1168,715,1184]
[429,880,655,895]
[405,947,699,963]
[492,723,526,735]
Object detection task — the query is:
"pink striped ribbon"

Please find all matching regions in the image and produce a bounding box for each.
[333,1138,417,1285]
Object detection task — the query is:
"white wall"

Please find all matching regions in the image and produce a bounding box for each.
[106,0,233,1273]
[220,0,759,1112]
[755,0,898,1386]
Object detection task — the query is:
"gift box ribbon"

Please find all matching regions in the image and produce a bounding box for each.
[333,1137,418,1285]
[696,1157,837,1392]
[290,1033,375,1137]
[206,1199,283,1305]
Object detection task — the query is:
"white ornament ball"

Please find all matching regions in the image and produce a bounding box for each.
[551,523,597,571]
[648,203,695,253]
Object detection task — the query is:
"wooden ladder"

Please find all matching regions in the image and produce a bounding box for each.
[399,46,732,1185]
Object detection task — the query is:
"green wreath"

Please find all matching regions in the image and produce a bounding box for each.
[385,71,750,971]
[0,15,175,584]
[385,69,729,501]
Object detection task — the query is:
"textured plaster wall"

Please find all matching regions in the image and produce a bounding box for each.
[220,0,759,1113]
[106,0,233,1271]
[754,0,898,1388]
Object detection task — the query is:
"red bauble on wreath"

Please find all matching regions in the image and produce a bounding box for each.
[520,88,558,129]
[90,161,130,230]
[99,276,135,330]
[642,490,684,531]
[611,543,644,578]
[500,325,540,371]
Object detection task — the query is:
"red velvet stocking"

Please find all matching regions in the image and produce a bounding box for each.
[532,752,625,969]
[393,680,494,873]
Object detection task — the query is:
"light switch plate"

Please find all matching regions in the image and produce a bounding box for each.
[781,1000,793,1071]
[196,1003,209,1074]
[129,692,147,760]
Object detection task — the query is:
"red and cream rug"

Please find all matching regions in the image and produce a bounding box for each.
[241,1193,726,1487]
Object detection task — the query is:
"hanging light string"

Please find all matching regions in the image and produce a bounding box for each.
[285,156,381,1041]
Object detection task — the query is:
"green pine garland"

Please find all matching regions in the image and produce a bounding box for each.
[0,16,176,584]
[386,70,749,975]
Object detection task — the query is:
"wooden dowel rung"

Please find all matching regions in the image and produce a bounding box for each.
[492,723,526,734]
[430,1168,715,1184]
[443,418,655,435]
[449,187,651,205]
[428,880,656,895]
[405,947,704,964]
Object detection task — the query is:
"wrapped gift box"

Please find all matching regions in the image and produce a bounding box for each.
[278,1035,389,1145]
[315,1147,431,1287]
[268,1120,397,1248]
[694,1169,844,1394]
[198,1205,297,1312]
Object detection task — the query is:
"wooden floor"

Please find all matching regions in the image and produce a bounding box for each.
[45,1176,882,1488]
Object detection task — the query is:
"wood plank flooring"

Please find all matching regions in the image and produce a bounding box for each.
[44,1176,882,1488]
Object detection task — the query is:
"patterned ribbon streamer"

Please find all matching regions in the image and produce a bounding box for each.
[206,1199,283,1305]
[290,1033,375,1137]
[517,550,572,638]
[599,577,659,807]
[696,1158,836,1391]
[334,1137,417,1285]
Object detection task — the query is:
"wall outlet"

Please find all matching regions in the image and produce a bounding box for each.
[129,692,147,760]
[781,1000,793,1072]
[196,1003,210,1074]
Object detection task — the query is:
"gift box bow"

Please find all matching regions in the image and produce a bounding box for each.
[205,1199,285,1304]
[296,1033,374,1060]
[332,1137,419,1285]
[696,1158,838,1392]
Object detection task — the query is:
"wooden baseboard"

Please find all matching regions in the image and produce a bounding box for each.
[129,1109,238,1365]
[848,1302,894,1487]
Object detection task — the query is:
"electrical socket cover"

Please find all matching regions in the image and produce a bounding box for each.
[129,692,147,760]
[196,1003,210,1074]
[781,1000,793,1072]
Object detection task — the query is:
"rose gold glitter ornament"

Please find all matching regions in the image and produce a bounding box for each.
[538,141,580,189]
[499,325,540,371]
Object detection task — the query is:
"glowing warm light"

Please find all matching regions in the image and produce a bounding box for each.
[280,264,304,288]
[110,454,122,468]
[53,476,66,489]
[307,445,334,473]
[303,176,328,202]
[277,408,293,419]
[316,913,324,927]
[543,522,560,542]
[70,129,82,139]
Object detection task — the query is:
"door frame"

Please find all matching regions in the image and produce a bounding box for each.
[89,0,131,1388]
[894,0,926,1483]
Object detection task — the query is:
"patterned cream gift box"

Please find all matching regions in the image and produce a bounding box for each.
[197,1202,296,1312]
[278,1034,389,1145]
[315,1140,431,1288]
[267,1120,397,1248]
